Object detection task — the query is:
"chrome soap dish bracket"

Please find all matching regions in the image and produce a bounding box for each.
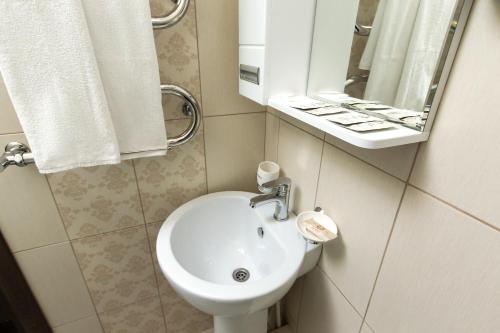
[0,84,202,173]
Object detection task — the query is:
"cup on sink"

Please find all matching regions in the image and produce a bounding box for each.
[257,161,280,193]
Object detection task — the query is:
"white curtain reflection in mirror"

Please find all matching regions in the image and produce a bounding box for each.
[360,0,458,111]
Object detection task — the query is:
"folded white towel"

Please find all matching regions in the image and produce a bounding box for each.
[0,0,167,173]
[82,0,168,159]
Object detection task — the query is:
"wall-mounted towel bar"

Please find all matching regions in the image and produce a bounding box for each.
[0,84,201,173]
[152,0,189,29]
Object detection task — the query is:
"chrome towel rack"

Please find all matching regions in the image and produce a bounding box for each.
[0,84,201,172]
[152,0,189,29]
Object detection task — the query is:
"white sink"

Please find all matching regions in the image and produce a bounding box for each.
[156,191,319,333]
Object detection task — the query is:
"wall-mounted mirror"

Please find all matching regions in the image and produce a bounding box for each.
[307,0,472,131]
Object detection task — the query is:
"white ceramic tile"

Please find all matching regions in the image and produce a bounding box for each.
[15,242,95,327]
[366,187,500,333]
[205,113,266,192]
[0,134,68,252]
[284,277,304,332]
[196,0,264,116]
[53,315,103,333]
[326,134,418,181]
[316,143,405,313]
[297,267,362,333]
[277,120,323,214]
[410,0,500,228]
[265,112,280,162]
[0,74,22,134]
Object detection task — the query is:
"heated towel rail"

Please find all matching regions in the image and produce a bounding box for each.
[1,1,200,172]
[0,85,201,172]
[152,0,189,29]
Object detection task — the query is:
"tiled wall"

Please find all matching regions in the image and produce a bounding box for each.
[0,1,264,332]
[269,1,500,332]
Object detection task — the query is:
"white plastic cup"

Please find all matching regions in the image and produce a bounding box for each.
[257,161,280,193]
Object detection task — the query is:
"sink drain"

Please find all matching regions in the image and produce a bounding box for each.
[232,268,250,282]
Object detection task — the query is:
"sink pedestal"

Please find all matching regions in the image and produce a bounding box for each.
[214,308,267,333]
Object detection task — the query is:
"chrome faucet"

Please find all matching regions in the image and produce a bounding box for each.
[249,177,291,221]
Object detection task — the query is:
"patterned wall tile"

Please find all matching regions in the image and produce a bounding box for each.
[72,226,158,313]
[147,222,212,333]
[153,0,202,121]
[99,296,166,333]
[48,162,144,239]
[161,292,212,333]
[135,120,207,224]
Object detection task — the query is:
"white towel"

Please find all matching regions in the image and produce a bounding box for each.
[360,0,457,111]
[0,0,167,173]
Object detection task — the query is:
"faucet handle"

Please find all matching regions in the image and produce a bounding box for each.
[261,177,291,190]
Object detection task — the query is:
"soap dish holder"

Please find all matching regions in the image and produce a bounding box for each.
[296,207,338,244]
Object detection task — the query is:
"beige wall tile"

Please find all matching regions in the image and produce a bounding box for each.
[205,113,265,192]
[278,120,323,214]
[410,0,500,228]
[297,267,362,333]
[47,161,144,239]
[146,222,171,296]
[135,120,207,223]
[153,1,202,120]
[265,113,280,162]
[53,315,103,333]
[284,277,304,332]
[15,242,95,327]
[72,226,158,313]
[0,134,68,252]
[196,0,263,116]
[99,296,166,333]
[0,74,22,134]
[161,291,212,333]
[316,143,405,313]
[326,134,418,181]
[366,187,500,333]
[267,107,325,140]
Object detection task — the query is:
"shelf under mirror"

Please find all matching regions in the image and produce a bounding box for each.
[268,95,429,149]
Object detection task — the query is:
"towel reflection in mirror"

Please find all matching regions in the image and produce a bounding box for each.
[359,0,458,111]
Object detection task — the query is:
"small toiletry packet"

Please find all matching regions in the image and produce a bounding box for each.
[323,112,380,125]
[287,96,332,110]
[305,106,350,116]
[372,108,422,119]
[355,103,392,110]
[303,218,337,242]
[345,121,395,132]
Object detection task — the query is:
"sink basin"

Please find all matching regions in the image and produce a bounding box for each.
[156,191,310,333]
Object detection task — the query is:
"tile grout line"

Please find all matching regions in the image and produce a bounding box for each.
[408,184,500,233]
[131,159,168,331]
[0,131,24,137]
[317,265,365,319]
[193,0,210,197]
[203,110,267,119]
[356,144,422,333]
[44,175,107,333]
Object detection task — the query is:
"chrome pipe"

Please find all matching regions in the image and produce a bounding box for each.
[152,0,189,29]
